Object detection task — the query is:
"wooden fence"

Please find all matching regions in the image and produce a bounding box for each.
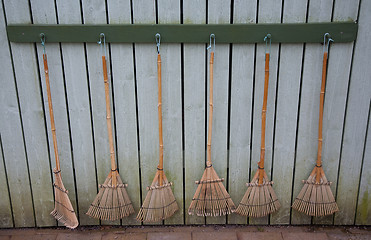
[0,0,370,228]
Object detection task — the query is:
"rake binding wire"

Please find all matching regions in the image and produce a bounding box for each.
[87,34,134,221]
[292,33,339,217]
[50,168,79,228]
[235,34,280,218]
[189,161,236,217]
[188,34,236,217]
[136,33,179,222]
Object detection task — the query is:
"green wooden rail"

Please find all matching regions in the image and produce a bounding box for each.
[7,22,357,43]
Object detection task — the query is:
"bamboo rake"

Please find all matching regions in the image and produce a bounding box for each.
[137,40,178,222]
[236,42,280,217]
[188,40,236,217]
[87,43,134,220]
[292,34,339,216]
[43,52,79,229]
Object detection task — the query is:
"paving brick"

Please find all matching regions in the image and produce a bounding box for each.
[56,233,102,240]
[237,232,283,240]
[147,232,191,240]
[102,233,147,240]
[32,234,58,240]
[0,236,11,240]
[192,231,237,240]
[282,232,328,240]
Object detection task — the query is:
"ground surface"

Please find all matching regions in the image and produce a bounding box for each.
[0,225,370,240]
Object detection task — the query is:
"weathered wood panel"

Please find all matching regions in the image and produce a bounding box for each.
[183,0,206,226]
[132,0,160,226]
[157,0,184,225]
[0,0,34,228]
[0,137,13,228]
[356,102,371,225]
[206,0,231,225]
[107,0,141,226]
[0,0,370,228]
[270,0,308,225]
[228,0,257,225]
[55,0,98,226]
[313,0,360,225]
[291,0,333,225]
[4,0,55,227]
[335,0,371,225]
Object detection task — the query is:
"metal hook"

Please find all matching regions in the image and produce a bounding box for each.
[98,33,106,57]
[264,34,271,54]
[155,33,161,54]
[207,34,215,52]
[40,33,46,54]
[323,33,333,53]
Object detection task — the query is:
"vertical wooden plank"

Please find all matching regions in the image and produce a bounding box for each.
[206,0,230,225]
[228,0,257,225]
[315,0,360,225]
[355,103,371,225]
[107,0,141,226]
[183,0,206,225]
[335,0,371,225]
[157,0,183,225]
[81,0,120,226]
[249,0,282,225]
[0,1,34,228]
[55,0,98,225]
[132,0,159,225]
[30,0,78,227]
[0,137,13,228]
[4,0,55,227]
[270,0,307,225]
[291,0,333,225]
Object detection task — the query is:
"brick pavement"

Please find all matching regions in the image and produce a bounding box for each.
[0,225,369,240]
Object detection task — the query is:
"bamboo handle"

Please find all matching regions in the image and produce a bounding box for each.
[43,54,60,171]
[207,51,214,166]
[258,53,269,185]
[157,54,164,186]
[316,52,328,183]
[102,56,117,186]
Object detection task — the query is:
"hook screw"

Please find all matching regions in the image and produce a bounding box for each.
[155,33,161,54]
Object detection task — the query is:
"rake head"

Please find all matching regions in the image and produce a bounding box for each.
[137,170,178,222]
[51,168,79,229]
[235,170,280,217]
[292,166,339,216]
[87,171,134,220]
[188,162,235,216]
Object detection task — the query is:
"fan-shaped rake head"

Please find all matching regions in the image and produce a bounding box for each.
[137,170,178,222]
[87,171,134,221]
[51,168,79,229]
[188,163,236,217]
[235,170,280,217]
[292,166,339,216]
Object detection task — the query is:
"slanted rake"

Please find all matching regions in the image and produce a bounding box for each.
[41,34,78,229]
[136,34,179,222]
[292,33,339,216]
[86,34,134,220]
[188,34,236,217]
[235,34,280,217]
